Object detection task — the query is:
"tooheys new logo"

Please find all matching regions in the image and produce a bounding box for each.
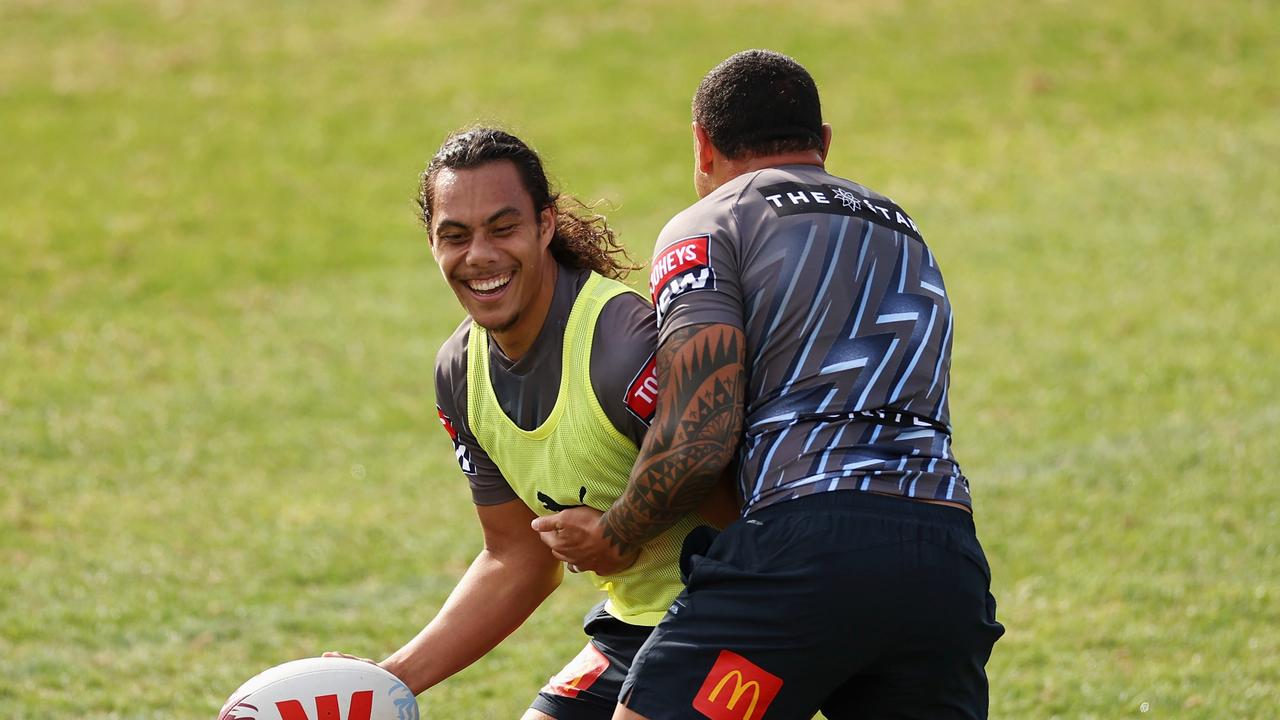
[650,234,716,323]
[623,351,658,424]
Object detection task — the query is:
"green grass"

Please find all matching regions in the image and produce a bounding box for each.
[2,0,1277,717]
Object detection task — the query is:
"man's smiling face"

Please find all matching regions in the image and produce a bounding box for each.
[429,160,557,359]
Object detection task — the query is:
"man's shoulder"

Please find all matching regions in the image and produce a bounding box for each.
[595,288,655,343]
[435,316,472,384]
[657,188,739,245]
[741,165,893,203]
[656,166,840,241]
[589,286,659,435]
[597,275,645,299]
[734,165,923,241]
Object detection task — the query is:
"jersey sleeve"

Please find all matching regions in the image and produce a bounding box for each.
[590,291,658,446]
[647,202,745,344]
[434,321,518,506]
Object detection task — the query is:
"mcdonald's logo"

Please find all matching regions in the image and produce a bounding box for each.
[692,650,783,720]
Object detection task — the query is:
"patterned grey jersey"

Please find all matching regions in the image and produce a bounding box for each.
[649,164,969,514]
[435,264,658,505]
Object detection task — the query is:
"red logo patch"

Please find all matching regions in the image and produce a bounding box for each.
[437,406,475,475]
[542,642,610,698]
[437,406,459,441]
[624,352,658,424]
[650,234,716,323]
[650,234,711,294]
[692,650,783,720]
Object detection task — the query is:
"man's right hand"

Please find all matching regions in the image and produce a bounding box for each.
[531,505,640,576]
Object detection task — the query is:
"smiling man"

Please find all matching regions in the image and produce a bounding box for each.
[340,127,731,720]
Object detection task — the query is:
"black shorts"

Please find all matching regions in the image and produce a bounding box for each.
[530,601,652,720]
[620,491,1005,720]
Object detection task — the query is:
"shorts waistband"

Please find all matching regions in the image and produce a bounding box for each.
[749,489,976,532]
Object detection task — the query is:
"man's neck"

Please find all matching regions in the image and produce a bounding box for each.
[735,150,825,175]
[712,151,825,194]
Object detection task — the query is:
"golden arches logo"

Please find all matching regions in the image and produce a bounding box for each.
[693,650,783,720]
[708,670,763,719]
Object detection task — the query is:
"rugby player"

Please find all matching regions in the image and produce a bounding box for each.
[540,51,1005,719]
[331,128,732,720]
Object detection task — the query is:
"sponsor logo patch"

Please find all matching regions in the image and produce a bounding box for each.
[756,181,923,242]
[624,351,658,424]
[542,642,610,698]
[437,406,475,475]
[692,650,783,720]
[650,234,717,323]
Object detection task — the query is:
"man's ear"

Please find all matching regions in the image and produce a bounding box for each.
[693,122,716,175]
[538,205,556,248]
[819,123,833,161]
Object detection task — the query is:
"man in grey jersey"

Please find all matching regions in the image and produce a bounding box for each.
[541,51,1003,719]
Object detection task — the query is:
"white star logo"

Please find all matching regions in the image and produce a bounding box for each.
[833,187,861,211]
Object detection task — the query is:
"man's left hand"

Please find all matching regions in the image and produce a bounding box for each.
[531,506,639,576]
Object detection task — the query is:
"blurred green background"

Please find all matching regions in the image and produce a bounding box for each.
[2,0,1277,717]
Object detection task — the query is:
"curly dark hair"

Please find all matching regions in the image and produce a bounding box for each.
[418,127,639,280]
[693,49,824,160]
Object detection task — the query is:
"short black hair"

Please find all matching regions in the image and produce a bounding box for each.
[693,49,823,160]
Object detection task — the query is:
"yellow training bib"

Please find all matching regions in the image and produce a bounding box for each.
[467,273,706,625]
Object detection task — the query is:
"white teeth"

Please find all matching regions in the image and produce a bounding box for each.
[467,273,511,293]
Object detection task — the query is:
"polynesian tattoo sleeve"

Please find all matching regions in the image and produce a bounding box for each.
[601,323,745,555]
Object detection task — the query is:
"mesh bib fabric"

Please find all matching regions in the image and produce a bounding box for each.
[467,272,705,625]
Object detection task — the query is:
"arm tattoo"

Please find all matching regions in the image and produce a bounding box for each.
[601,323,745,555]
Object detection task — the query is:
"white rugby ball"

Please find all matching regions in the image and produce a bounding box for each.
[218,657,419,720]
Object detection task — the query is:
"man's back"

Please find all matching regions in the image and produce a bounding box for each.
[651,164,967,512]
[547,50,1001,720]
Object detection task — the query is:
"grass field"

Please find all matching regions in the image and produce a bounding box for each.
[2,0,1277,717]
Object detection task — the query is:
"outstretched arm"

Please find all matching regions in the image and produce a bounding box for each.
[601,322,745,556]
[379,499,562,694]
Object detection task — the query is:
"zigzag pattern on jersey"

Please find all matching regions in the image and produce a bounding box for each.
[736,214,964,503]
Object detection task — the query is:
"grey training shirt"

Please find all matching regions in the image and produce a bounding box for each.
[649,164,970,513]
